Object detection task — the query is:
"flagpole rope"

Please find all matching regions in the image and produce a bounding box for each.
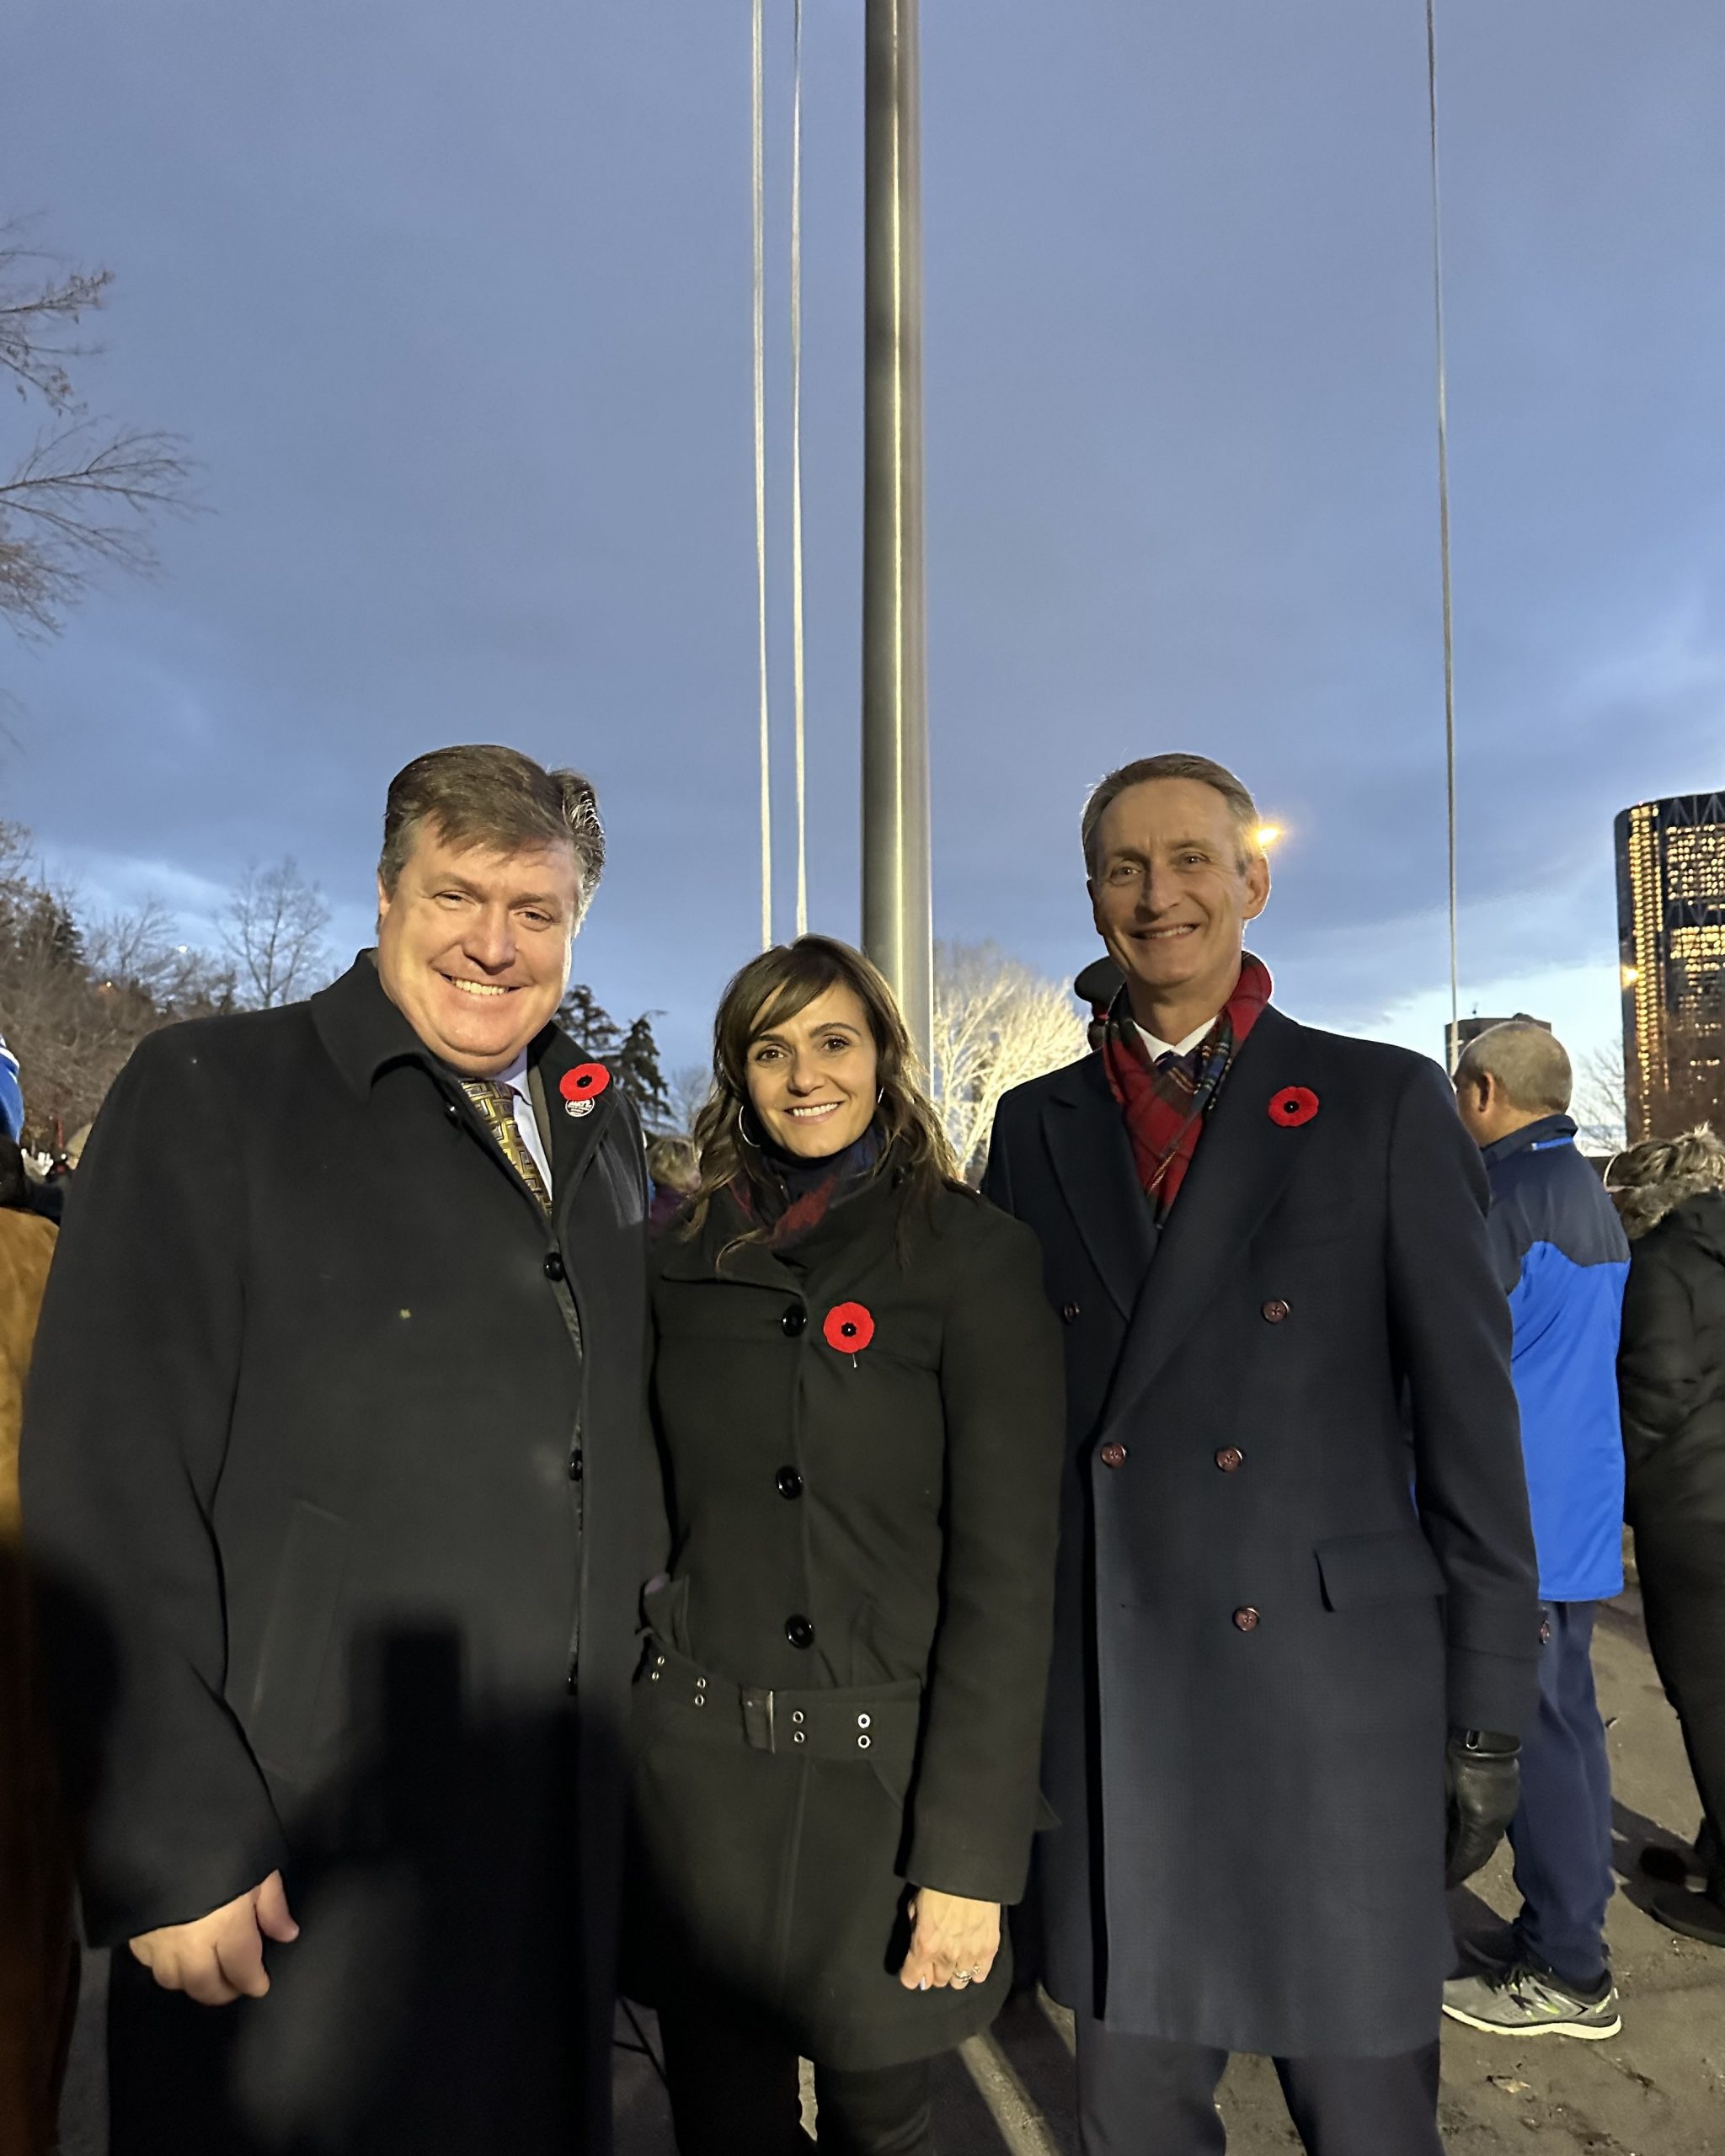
[752,0,773,950]
[790,0,809,938]
[1425,0,1461,1065]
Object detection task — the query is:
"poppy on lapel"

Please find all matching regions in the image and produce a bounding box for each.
[822,1302,876,1357]
[1268,1086,1319,1128]
[561,1063,611,1118]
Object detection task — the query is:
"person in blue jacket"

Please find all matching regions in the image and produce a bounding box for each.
[1443,1021,1630,2041]
[0,1036,23,1147]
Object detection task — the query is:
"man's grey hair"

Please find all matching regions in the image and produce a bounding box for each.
[1455,1022,1573,1116]
[380,744,606,921]
[1081,754,1261,878]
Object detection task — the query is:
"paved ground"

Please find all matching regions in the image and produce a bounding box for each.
[61,1570,1725,2152]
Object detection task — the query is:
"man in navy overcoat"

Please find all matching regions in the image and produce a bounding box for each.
[984,754,1541,2153]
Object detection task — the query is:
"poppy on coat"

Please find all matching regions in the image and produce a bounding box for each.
[822,1302,876,1354]
[1268,1086,1320,1128]
[561,1064,611,1102]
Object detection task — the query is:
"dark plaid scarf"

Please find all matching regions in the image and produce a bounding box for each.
[1100,953,1274,1217]
[734,1124,884,1248]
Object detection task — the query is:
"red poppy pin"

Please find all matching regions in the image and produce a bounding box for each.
[559,1063,611,1118]
[823,1301,875,1361]
[1268,1086,1320,1129]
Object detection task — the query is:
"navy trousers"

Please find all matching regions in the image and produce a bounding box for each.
[1507,1600,1615,1991]
[1075,2013,1442,2156]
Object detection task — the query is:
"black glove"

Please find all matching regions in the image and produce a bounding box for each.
[1445,1729,1520,1888]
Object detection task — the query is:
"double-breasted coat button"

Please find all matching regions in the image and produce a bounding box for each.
[1061,1303,1081,1323]
[786,1615,815,1649]
[568,1450,584,1481]
[543,1251,566,1283]
[1215,1446,1244,1474]
[1233,1607,1261,1632]
[782,1306,808,1337]
[1261,1298,1290,1323]
[1099,1442,1128,1469]
[776,1467,804,1499]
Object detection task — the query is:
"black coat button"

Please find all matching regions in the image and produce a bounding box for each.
[1100,1442,1128,1469]
[544,1251,566,1283]
[1215,1447,1244,1473]
[566,1661,579,1691]
[569,1451,584,1481]
[446,1101,462,1123]
[1062,1303,1081,1323]
[1261,1298,1290,1324]
[782,1307,808,1337]
[776,1468,804,1500]
[1233,1607,1261,1632]
[786,1615,815,1649]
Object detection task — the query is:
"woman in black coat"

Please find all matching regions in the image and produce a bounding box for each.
[630,936,1064,2155]
[1615,1125,1725,1946]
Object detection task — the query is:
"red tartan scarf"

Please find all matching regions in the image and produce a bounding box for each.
[1100,953,1274,1217]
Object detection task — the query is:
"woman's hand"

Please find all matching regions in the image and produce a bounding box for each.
[898,1887,1001,1993]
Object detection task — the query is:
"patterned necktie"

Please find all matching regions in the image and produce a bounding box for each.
[462,1080,552,1213]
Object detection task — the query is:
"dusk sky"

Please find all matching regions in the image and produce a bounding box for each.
[4,1,1723,1077]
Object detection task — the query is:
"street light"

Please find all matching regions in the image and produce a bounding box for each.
[1254,824,1284,853]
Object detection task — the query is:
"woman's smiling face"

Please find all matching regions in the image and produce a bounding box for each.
[744,982,880,1160]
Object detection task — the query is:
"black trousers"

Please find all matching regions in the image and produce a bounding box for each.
[658,1999,933,2156]
[1076,2010,1442,2156]
[1636,1519,1725,1899]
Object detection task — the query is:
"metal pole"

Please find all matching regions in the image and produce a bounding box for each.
[861,0,932,1066]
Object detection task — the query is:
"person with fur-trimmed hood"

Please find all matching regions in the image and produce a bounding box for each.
[1612,1123,1725,1949]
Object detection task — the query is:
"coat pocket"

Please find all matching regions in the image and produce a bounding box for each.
[1314,1528,1445,1611]
[246,1502,350,1777]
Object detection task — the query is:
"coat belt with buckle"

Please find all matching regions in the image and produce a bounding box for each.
[641,1637,921,1766]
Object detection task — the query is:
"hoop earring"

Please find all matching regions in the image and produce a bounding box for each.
[735,1105,762,1150]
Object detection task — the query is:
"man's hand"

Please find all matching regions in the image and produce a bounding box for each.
[1445,1731,1520,1889]
[899,1887,1001,1993]
[128,1871,299,2005]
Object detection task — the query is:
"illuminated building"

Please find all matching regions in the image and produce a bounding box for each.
[1615,792,1725,1141]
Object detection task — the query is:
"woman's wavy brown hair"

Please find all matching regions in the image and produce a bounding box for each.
[684,935,965,1241]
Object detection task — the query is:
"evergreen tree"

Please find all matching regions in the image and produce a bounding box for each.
[557,985,671,1129]
[615,1014,671,1131]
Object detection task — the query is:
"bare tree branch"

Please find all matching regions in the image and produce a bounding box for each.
[932,942,1088,1182]
[1571,1042,1628,1153]
[0,220,200,639]
[222,857,334,1010]
[666,1064,713,1136]
[0,221,112,414]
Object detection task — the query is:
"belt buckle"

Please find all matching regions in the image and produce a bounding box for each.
[740,1685,778,1753]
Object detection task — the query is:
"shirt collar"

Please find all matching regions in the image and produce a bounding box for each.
[1482,1112,1578,1167]
[1136,1016,1218,1064]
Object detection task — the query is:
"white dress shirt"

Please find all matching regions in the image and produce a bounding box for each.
[1136,1017,1217,1065]
[497,1050,554,1193]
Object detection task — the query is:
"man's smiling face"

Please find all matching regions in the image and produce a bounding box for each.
[1089,776,1269,1020]
[375,825,580,1075]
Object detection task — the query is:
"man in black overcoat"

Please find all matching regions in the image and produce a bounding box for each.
[984,754,1541,2154]
[22,745,652,2155]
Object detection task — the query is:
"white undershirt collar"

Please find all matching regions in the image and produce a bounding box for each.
[1135,1017,1218,1063]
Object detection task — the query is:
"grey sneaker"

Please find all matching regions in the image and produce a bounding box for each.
[1442,1962,1621,2041]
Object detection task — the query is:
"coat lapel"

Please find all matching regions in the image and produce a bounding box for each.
[1100,1006,1311,1428]
[534,1033,622,1239]
[1041,1055,1157,1321]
